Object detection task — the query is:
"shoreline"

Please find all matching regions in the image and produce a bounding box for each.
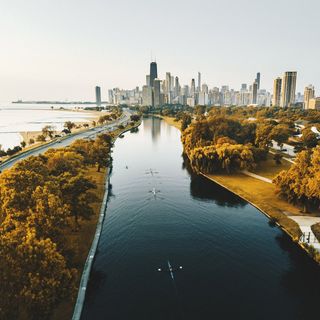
[201,172,320,266]
[0,110,107,165]
[160,115,320,265]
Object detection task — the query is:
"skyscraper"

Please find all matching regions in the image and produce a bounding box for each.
[272,77,282,107]
[108,89,114,104]
[175,76,180,97]
[190,79,196,97]
[256,72,261,90]
[153,79,161,107]
[251,81,258,104]
[197,72,201,92]
[165,72,171,95]
[304,85,315,109]
[95,86,101,105]
[146,75,150,86]
[281,71,297,107]
[142,85,153,106]
[150,62,158,88]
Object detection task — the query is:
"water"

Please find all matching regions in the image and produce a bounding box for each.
[0,103,96,150]
[82,117,320,320]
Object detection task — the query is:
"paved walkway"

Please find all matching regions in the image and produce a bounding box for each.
[241,170,272,183]
[289,216,320,251]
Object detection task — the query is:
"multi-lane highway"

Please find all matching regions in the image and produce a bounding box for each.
[0,110,131,172]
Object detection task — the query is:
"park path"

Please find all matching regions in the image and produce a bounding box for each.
[289,216,320,251]
[241,170,272,183]
[241,170,320,251]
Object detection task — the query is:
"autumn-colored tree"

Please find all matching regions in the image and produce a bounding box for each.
[0,226,76,319]
[46,149,84,176]
[270,124,291,149]
[254,122,275,149]
[59,172,96,227]
[300,129,319,149]
[274,149,312,211]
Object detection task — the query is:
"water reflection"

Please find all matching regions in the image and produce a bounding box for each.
[142,116,161,142]
[182,155,246,207]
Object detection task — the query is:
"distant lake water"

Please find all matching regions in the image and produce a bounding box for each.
[0,103,96,150]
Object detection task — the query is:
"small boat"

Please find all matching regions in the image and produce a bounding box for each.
[157,261,183,281]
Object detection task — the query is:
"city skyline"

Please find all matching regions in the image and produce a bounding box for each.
[108,61,320,108]
[0,0,319,101]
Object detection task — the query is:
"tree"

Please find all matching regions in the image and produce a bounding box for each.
[42,125,56,139]
[300,129,318,148]
[0,226,76,319]
[181,114,192,131]
[59,173,96,227]
[255,122,275,149]
[29,138,35,145]
[270,124,290,150]
[36,134,46,142]
[64,121,76,132]
[20,141,26,148]
[273,149,312,211]
[46,150,84,176]
[130,114,140,122]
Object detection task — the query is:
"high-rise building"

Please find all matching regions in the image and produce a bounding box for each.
[108,89,114,104]
[241,84,247,91]
[150,62,158,88]
[197,72,201,92]
[142,85,153,106]
[165,72,171,95]
[251,81,258,104]
[308,97,320,110]
[153,79,161,107]
[272,77,282,107]
[281,71,297,107]
[175,76,180,97]
[95,86,101,105]
[190,79,196,96]
[146,75,150,86]
[256,72,261,90]
[304,85,315,109]
[202,83,208,94]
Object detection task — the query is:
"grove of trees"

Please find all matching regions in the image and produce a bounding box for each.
[273,145,320,212]
[0,132,112,319]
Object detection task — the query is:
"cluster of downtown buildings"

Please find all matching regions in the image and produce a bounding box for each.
[101,62,319,110]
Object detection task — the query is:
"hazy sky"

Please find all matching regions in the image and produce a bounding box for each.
[0,0,319,101]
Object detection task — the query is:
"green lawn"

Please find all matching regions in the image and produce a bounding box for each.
[250,153,293,180]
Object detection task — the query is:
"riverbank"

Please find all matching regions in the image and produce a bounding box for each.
[161,115,320,264]
[157,115,181,130]
[51,119,142,320]
[51,167,108,320]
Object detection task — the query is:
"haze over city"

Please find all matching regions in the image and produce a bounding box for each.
[0,0,319,101]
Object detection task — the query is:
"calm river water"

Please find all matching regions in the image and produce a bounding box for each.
[82,117,320,320]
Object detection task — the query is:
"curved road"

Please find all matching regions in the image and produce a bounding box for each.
[0,110,131,172]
